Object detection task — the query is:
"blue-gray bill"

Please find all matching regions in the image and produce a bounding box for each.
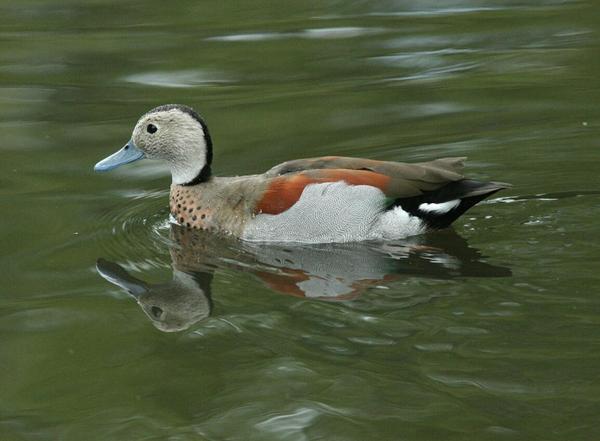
[94,140,144,172]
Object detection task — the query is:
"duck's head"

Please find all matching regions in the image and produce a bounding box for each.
[94,104,213,185]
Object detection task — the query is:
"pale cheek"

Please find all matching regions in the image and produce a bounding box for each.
[139,138,162,158]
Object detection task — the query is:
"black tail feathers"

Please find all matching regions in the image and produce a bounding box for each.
[394,180,511,229]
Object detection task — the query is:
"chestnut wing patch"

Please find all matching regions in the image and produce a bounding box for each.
[256,169,391,215]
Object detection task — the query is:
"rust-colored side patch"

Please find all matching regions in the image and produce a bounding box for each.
[254,270,309,298]
[256,169,391,215]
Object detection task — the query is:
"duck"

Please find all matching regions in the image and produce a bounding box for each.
[94,104,510,243]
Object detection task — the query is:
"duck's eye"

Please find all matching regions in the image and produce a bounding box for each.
[150,306,163,319]
[147,124,158,134]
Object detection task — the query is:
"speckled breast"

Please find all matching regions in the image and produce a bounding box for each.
[170,186,214,230]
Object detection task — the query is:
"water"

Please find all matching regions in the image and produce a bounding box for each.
[2,0,600,439]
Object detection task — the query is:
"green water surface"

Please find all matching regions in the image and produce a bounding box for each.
[2,1,600,440]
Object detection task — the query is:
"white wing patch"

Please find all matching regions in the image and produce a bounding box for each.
[243,181,426,243]
[418,199,460,214]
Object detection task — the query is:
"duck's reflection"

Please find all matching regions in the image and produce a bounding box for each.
[97,225,510,332]
[97,258,212,332]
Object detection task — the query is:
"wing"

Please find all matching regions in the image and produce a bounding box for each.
[256,156,466,215]
[265,155,466,180]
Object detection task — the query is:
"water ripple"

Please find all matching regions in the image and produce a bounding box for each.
[95,188,171,265]
[255,407,319,439]
[123,69,232,88]
[369,7,509,17]
[207,27,382,42]
[427,373,547,395]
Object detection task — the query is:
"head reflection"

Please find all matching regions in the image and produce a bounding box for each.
[96,258,212,332]
[97,225,510,332]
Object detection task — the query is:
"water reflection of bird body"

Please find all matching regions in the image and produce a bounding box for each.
[97,225,510,332]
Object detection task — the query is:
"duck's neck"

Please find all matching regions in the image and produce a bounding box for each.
[181,165,212,186]
[171,158,211,186]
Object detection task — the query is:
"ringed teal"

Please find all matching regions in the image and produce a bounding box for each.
[94,104,510,243]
